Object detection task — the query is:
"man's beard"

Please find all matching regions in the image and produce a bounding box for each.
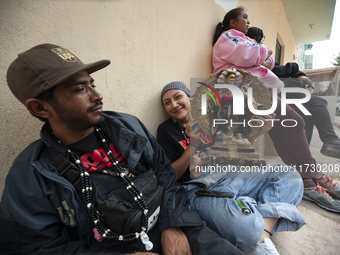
[51,101,105,131]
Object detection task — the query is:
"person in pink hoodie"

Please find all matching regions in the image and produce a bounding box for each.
[212,7,340,216]
[212,18,282,93]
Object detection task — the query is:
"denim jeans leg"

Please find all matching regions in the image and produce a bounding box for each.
[182,167,305,252]
[225,167,306,232]
[185,183,265,253]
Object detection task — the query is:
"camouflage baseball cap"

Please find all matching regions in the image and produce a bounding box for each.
[6,43,110,104]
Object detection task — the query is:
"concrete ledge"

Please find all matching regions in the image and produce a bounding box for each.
[272,200,340,254]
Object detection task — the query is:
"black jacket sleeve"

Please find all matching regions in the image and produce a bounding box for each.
[0,166,124,255]
[156,123,178,163]
[272,62,306,78]
[0,217,123,255]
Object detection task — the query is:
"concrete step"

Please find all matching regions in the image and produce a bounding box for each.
[272,200,340,254]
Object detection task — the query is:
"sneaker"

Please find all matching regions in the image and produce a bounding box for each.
[244,238,279,255]
[303,183,340,212]
[312,173,340,199]
[320,139,340,159]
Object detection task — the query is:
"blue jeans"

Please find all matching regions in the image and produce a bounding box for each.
[183,165,306,253]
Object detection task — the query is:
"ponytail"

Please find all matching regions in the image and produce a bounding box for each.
[213,22,225,45]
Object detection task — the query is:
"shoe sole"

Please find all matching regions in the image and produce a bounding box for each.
[320,146,340,159]
[303,195,340,212]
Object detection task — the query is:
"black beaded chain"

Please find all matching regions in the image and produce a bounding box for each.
[56,127,149,242]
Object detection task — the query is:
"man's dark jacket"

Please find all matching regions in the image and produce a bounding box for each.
[0,111,242,255]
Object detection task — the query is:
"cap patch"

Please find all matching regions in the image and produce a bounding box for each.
[51,47,77,62]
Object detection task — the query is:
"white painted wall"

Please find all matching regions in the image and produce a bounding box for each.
[0,0,226,194]
[0,0,301,194]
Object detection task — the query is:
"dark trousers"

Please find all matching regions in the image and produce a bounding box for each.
[289,95,339,144]
[269,96,316,178]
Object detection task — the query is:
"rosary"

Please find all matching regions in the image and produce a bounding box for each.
[54,126,153,250]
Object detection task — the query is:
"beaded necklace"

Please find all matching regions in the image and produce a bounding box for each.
[55,126,153,250]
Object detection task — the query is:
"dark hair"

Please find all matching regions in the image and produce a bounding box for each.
[213,7,245,45]
[30,87,57,122]
[245,27,264,43]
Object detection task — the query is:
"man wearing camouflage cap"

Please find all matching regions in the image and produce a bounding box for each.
[0,44,242,255]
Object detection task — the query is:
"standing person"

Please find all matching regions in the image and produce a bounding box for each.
[0,44,243,255]
[246,26,340,158]
[157,81,307,255]
[212,7,340,212]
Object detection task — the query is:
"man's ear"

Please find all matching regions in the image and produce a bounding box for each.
[25,99,51,119]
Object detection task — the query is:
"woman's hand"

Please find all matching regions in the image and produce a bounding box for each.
[185,120,201,147]
[189,153,202,177]
[267,48,273,58]
[297,75,313,88]
[262,58,272,69]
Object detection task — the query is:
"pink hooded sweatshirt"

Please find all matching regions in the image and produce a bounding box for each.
[212,29,284,93]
